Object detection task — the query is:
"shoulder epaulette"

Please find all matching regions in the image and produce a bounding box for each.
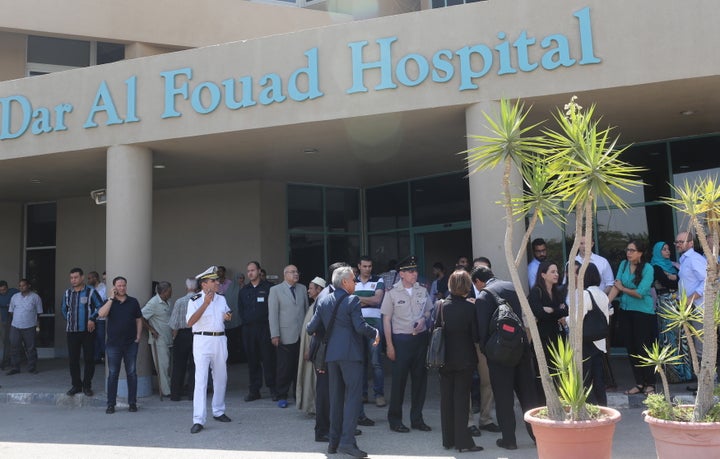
[191,293,202,301]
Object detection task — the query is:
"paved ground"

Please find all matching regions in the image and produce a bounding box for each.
[0,355,692,458]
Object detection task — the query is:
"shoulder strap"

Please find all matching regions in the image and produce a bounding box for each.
[480,288,503,307]
[322,292,349,344]
[586,290,599,311]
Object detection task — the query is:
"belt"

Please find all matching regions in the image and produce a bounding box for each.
[193,331,225,336]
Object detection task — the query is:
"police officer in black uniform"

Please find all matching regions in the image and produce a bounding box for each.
[238,261,277,401]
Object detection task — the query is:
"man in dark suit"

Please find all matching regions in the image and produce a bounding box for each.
[473,266,538,451]
[307,266,379,459]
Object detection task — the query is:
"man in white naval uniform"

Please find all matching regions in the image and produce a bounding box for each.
[187,266,233,434]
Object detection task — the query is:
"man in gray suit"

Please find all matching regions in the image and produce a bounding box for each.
[269,264,309,408]
[308,266,379,458]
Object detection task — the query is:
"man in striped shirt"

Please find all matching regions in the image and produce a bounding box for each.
[61,267,104,396]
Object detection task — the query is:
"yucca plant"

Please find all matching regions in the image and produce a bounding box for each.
[465,97,643,421]
[662,176,720,421]
[548,337,592,420]
[634,341,684,412]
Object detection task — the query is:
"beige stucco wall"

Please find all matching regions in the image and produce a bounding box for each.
[0,0,352,49]
[151,179,286,297]
[0,202,23,283]
[0,32,25,82]
[1,0,717,160]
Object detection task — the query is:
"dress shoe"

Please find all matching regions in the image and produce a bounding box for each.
[83,388,94,397]
[271,393,279,402]
[277,399,288,408]
[478,422,501,433]
[375,395,387,407]
[327,445,337,454]
[5,368,19,375]
[337,446,368,458]
[66,387,82,396]
[190,423,203,434]
[315,434,329,443]
[213,414,231,422]
[468,425,482,437]
[357,416,375,426]
[29,368,38,374]
[411,422,432,432]
[128,404,137,412]
[244,392,261,402]
[354,429,362,436]
[105,406,115,414]
[390,424,410,433]
[457,445,484,453]
[496,438,518,450]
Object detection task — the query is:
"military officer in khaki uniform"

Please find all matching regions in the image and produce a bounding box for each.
[381,256,434,433]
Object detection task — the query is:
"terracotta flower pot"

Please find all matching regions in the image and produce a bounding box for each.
[644,409,720,458]
[524,406,621,459]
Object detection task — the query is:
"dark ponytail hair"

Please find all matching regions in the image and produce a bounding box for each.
[628,239,648,286]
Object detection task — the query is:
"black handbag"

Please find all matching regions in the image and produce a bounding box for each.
[426,302,445,369]
[311,292,348,372]
[583,290,609,343]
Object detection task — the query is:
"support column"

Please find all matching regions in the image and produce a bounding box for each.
[465,101,526,284]
[106,145,153,398]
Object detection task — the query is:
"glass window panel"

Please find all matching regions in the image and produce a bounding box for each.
[670,136,720,176]
[26,248,56,347]
[618,143,670,204]
[287,185,323,232]
[596,207,650,272]
[289,234,324,287]
[411,173,470,227]
[26,203,56,247]
[27,36,90,67]
[326,188,360,233]
[366,183,409,232]
[97,42,125,65]
[369,231,410,274]
[327,235,360,272]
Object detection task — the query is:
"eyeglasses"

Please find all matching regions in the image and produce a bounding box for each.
[286,270,300,275]
[625,248,637,253]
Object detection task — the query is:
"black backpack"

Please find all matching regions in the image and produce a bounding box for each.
[482,289,526,366]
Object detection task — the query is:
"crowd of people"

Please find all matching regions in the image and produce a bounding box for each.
[0,230,711,457]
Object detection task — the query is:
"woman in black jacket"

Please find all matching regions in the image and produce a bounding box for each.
[436,269,483,453]
[528,260,568,367]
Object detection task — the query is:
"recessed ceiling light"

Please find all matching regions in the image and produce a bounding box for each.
[153,164,166,169]
[30,178,41,184]
[680,110,695,116]
[303,148,319,155]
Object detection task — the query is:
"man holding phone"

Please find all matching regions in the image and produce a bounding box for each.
[97,276,142,414]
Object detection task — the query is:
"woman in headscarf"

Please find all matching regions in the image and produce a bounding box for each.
[650,241,679,295]
[651,241,692,383]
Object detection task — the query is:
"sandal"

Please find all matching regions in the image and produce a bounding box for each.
[644,385,656,395]
[624,384,644,395]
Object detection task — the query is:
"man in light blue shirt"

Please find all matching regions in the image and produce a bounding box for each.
[675,231,707,363]
[6,279,43,375]
[675,231,707,308]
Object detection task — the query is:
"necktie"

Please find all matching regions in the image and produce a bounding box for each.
[290,285,296,300]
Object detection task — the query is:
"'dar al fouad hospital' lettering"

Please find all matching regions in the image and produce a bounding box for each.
[346,7,599,94]
[0,7,598,142]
